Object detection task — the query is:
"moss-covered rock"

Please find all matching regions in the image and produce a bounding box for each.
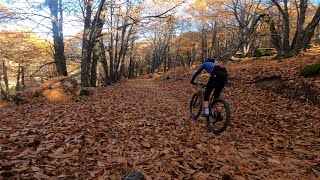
[299,64,320,77]
[29,76,79,102]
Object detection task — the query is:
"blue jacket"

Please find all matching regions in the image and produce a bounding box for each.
[191,62,219,82]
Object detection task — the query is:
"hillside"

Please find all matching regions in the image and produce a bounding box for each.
[0,50,319,179]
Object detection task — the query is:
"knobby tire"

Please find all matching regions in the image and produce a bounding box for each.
[206,98,231,135]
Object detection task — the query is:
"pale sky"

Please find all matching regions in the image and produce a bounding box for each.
[1,0,83,39]
[1,0,193,40]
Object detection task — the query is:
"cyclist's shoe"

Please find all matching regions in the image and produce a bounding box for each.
[202,110,212,117]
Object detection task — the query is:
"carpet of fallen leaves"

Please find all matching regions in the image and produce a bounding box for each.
[1,50,320,179]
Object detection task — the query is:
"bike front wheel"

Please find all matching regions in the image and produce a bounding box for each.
[206,98,231,135]
[189,92,202,120]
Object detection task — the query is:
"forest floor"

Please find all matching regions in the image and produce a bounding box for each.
[1,49,320,179]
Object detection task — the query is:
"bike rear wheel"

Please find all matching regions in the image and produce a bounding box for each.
[206,98,231,135]
[189,92,202,120]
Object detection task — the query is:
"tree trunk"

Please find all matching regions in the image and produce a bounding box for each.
[301,7,320,50]
[264,16,283,55]
[209,21,217,57]
[128,57,134,79]
[163,53,167,72]
[48,0,67,76]
[113,17,120,81]
[118,24,133,79]
[291,0,308,52]
[164,45,171,72]
[128,36,135,79]
[163,36,171,72]
[3,61,9,93]
[0,88,4,101]
[316,24,320,45]
[81,0,106,87]
[168,53,172,70]
[135,62,139,77]
[81,0,93,87]
[90,41,100,87]
[120,63,125,79]
[201,25,208,61]
[21,65,25,90]
[238,18,263,57]
[303,28,316,51]
[15,62,21,92]
[99,39,110,85]
[282,1,290,53]
[0,65,4,101]
[109,1,115,83]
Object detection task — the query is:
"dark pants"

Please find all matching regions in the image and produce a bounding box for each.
[204,74,225,101]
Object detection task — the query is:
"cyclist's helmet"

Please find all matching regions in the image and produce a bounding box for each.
[205,58,215,63]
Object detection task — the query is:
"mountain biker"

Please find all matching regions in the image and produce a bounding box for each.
[190,58,228,117]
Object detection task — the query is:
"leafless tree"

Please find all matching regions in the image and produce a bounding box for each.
[231,0,265,57]
[267,0,320,57]
[47,0,68,76]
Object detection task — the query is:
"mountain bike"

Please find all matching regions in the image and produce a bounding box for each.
[189,83,231,135]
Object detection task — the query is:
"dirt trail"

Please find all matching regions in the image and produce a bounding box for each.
[1,74,319,179]
[0,78,218,179]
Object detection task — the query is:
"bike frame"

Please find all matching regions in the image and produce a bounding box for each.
[193,83,215,106]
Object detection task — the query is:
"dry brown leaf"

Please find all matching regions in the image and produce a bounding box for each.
[267,158,281,164]
[219,165,233,174]
[17,149,34,158]
[154,172,171,180]
[193,172,209,180]
[210,145,220,153]
[116,156,128,169]
[33,172,51,179]
[12,167,30,173]
[89,169,102,178]
[217,157,227,163]
[31,166,41,172]
[47,152,72,159]
[238,165,256,174]
[234,175,246,180]
[142,141,151,148]
[183,161,195,174]
[0,137,11,144]
[196,144,204,150]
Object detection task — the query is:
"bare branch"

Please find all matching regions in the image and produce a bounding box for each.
[271,0,287,17]
[144,1,185,19]
[30,61,55,77]
[18,12,50,19]
[117,1,185,30]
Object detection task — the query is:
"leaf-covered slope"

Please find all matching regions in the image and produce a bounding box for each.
[157,50,320,179]
[1,51,320,179]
